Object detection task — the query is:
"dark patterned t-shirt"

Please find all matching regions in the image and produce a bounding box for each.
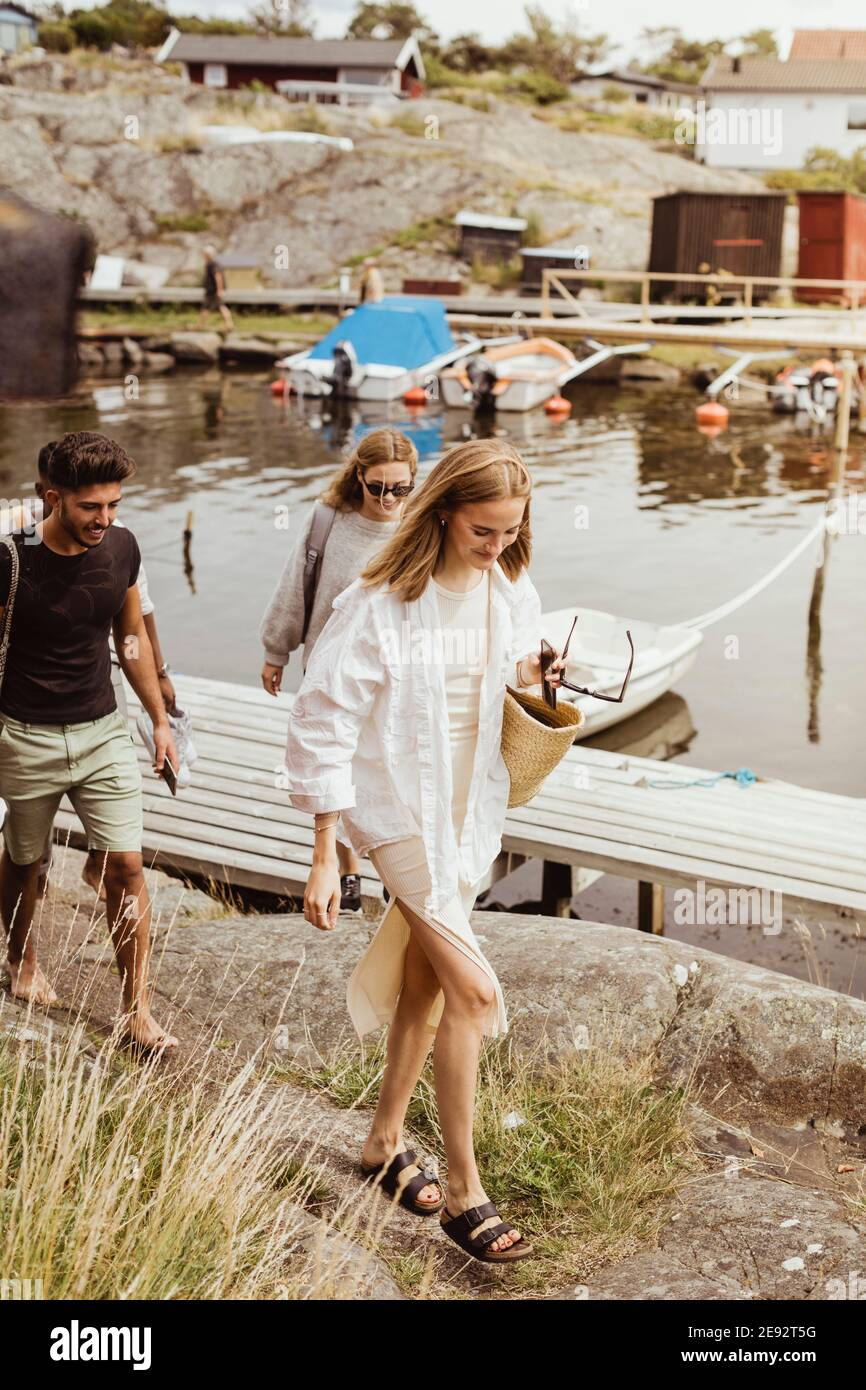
[0,524,140,724]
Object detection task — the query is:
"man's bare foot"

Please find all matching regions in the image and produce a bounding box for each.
[8,959,59,1007]
[121,1010,178,1053]
[360,1138,441,1207]
[82,855,108,902]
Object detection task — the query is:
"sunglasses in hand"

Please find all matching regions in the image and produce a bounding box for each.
[539,615,635,710]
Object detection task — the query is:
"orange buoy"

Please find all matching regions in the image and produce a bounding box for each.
[403,386,427,405]
[545,394,571,415]
[695,400,729,427]
[270,378,288,397]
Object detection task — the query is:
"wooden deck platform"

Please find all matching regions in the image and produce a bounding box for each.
[53,674,866,927]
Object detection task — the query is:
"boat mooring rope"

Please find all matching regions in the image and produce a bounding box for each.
[646,767,758,789]
[683,509,830,631]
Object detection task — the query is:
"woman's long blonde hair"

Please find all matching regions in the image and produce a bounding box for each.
[319,427,418,511]
[360,439,532,602]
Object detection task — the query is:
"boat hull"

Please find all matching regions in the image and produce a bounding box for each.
[537,606,703,738]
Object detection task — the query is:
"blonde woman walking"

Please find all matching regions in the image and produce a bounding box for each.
[260,428,417,913]
[284,440,566,1263]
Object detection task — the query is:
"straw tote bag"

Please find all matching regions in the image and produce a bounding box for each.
[501,681,584,809]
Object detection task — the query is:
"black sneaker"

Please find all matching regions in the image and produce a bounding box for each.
[340,873,362,913]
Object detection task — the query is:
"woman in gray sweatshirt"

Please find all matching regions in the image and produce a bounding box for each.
[259,427,418,910]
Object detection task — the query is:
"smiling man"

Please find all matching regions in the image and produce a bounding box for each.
[0,431,179,1051]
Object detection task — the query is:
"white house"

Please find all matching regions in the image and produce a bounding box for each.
[696,51,866,170]
[572,68,698,114]
[0,3,38,54]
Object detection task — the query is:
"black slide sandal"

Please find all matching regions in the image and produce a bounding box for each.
[440,1199,533,1262]
[359,1147,444,1216]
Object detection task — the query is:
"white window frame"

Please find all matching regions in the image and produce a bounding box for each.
[203,63,228,89]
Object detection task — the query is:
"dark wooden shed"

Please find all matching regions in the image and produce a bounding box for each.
[520,245,589,293]
[455,212,527,264]
[648,191,787,300]
[797,192,866,303]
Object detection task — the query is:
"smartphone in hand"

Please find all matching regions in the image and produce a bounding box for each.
[160,757,179,797]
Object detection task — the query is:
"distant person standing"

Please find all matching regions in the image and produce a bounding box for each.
[197,245,234,331]
[358,258,384,304]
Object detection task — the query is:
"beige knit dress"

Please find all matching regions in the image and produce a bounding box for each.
[347,568,508,1040]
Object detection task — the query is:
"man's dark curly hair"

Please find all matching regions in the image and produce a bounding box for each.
[45,432,136,491]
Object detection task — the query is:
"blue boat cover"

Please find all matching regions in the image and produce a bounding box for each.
[307,296,455,370]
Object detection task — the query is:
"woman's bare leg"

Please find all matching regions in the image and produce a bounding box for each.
[360,929,442,1204]
[390,898,520,1252]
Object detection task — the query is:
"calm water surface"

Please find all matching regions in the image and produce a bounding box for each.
[1,368,864,797]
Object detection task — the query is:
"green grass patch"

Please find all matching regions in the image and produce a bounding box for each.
[79,305,336,337]
[155,211,212,233]
[278,1027,697,1292]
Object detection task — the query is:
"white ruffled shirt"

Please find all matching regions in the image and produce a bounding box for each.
[284,560,542,914]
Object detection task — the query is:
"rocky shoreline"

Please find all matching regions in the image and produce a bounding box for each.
[3,846,864,1301]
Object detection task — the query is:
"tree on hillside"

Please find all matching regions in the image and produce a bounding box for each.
[345,2,439,50]
[499,4,608,82]
[634,26,777,83]
[248,0,314,37]
[637,27,724,84]
[740,28,779,58]
[67,0,171,50]
[440,32,492,74]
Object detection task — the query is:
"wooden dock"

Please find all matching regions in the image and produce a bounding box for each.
[53,674,866,930]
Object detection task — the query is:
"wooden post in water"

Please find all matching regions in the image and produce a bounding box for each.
[638,880,664,934]
[834,351,855,452]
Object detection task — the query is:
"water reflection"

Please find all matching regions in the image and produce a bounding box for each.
[0,370,863,792]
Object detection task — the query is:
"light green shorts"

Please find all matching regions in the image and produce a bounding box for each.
[0,707,143,865]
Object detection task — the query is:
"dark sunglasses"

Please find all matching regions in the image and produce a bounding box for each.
[361,475,414,499]
[540,616,635,710]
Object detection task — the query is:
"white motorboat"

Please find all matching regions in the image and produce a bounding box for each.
[277,296,481,402]
[538,605,703,738]
[439,336,652,412]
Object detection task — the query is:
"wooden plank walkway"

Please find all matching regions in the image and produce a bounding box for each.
[53,674,866,924]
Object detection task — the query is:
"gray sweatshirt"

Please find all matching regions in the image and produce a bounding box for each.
[260,503,400,671]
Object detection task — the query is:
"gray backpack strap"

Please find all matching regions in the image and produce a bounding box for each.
[0,534,20,698]
[301,501,337,642]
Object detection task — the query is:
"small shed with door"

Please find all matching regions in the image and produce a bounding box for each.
[648,191,787,300]
[796,191,866,303]
[520,245,590,293]
[455,212,527,264]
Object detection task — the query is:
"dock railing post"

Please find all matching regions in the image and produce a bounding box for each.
[640,275,650,324]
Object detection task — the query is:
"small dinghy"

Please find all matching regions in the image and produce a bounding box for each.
[440,337,576,412]
[770,359,842,415]
[277,296,481,402]
[539,605,703,738]
[440,336,652,412]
